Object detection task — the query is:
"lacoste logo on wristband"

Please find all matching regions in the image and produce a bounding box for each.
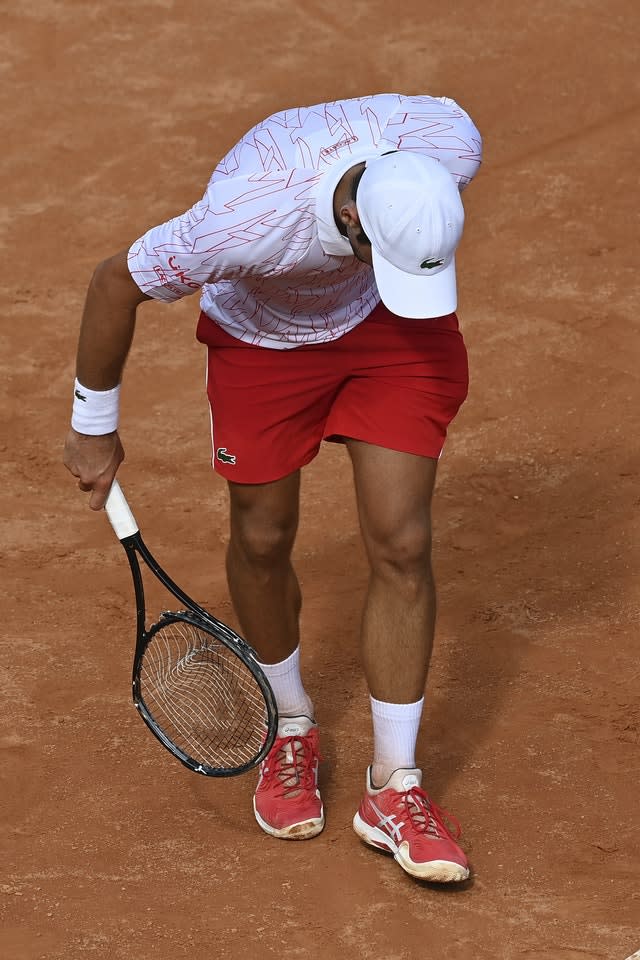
[216,447,237,465]
[74,389,87,402]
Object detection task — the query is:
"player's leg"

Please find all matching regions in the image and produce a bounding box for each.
[226,472,314,722]
[348,440,468,881]
[347,440,437,783]
[226,472,303,667]
[322,304,470,879]
[226,473,324,840]
[225,479,322,841]
[197,317,336,840]
[199,315,333,719]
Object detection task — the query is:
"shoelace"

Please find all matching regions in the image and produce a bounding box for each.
[262,735,319,798]
[401,787,462,841]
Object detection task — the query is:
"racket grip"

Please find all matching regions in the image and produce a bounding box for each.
[105,480,139,540]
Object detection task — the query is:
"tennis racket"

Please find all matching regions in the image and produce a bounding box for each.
[104,480,278,776]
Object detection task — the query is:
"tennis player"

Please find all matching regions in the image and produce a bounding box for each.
[63,93,482,883]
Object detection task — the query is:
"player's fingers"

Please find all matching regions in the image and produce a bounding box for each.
[78,480,93,493]
[89,495,107,511]
[88,485,110,511]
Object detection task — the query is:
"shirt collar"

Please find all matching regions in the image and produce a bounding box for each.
[314,146,382,256]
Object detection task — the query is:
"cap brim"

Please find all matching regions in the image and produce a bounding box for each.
[371,248,458,319]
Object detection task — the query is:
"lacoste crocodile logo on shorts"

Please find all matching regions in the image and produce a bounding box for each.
[216,447,237,465]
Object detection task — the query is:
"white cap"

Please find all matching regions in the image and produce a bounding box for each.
[356,152,465,319]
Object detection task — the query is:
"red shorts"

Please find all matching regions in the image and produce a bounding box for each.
[196,303,469,483]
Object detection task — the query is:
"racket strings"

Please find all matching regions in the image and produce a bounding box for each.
[139,619,268,769]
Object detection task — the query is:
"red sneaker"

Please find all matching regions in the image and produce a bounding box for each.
[353,768,469,882]
[253,716,324,840]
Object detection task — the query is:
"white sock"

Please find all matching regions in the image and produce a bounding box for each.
[370,695,424,779]
[258,646,314,720]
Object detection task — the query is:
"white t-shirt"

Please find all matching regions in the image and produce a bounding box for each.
[128,94,482,349]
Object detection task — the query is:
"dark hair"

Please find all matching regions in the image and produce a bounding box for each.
[351,166,367,201]
[352,167,371,246]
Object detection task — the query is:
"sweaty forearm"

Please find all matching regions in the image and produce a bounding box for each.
[75,249,150,390]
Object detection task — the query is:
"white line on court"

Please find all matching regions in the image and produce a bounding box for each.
[624,950,640,960]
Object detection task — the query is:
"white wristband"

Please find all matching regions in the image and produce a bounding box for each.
[71,378,121,435]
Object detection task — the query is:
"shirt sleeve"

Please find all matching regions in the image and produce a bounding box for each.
[380,95,483,191]
[127,168,320,302]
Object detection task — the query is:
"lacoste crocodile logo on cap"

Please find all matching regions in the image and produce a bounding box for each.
[420,258,445,270]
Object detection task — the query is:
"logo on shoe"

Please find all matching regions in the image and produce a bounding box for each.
[282,724,303,736]
[401,775,420,790]
[369,799,405,841]
[216,447,237,464]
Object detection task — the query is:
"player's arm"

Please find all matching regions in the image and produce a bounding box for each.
[65,171,302,510]
[63,248,151,511]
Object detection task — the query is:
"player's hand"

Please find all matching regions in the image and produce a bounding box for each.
[63,428,125,511]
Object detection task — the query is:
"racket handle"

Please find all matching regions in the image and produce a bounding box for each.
[105,480,139,540]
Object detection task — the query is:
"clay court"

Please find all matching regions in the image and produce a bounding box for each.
[2,1,639,957]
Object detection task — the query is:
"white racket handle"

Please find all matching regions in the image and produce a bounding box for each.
[104,479,139,540]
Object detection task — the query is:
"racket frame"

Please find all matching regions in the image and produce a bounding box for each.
[111,506,278,777]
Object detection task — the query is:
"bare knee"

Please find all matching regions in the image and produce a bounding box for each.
[232,516,297,565]
[228,477,299,566]
[366,523,433,591]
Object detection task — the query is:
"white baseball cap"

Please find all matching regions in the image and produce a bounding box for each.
[356,152,465,319]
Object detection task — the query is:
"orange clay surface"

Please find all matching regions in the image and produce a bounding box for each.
[2,2,639,958]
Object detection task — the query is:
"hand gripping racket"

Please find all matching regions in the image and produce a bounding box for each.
[104,480,278,776]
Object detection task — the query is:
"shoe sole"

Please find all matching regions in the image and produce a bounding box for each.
[352,812,469,883]
[253,800,325,840]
